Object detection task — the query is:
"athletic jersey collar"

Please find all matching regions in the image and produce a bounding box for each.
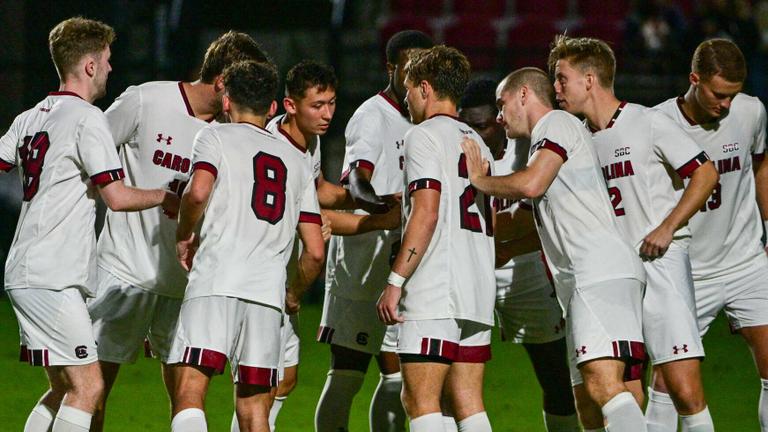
[237,121,271,133]
[428,113,462,122]
[676,95,701,126]
[49,91,84,100]
[378,92,408,116]
[178,82,217,123]
[277,123,308,154]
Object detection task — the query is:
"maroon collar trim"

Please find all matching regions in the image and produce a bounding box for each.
[429,113,462,122]
[676,96,698,126]
[49,91,84,100]
[238,121,270,132]
[378,92,408,116]
[277,124,308,154]
[605,101,627,129]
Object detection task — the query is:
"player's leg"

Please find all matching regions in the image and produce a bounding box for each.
[90,361,121,432]
[169,364,214,432]
[653,360,713,431]
[443,362,490,431]
[740,324,768,431]
[47,363,105,432]
[579,358,646,432]
[523,339,580,431]
[271,312,301,431]
[400,361,451,430]
[370,325,406,432]
[315,345,371,432]
[234,383,272,432]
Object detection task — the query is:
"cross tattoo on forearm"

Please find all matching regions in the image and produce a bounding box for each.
[407,247,417,262]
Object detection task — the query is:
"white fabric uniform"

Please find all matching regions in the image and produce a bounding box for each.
[90,82,214,363]
[168,122,321,380]
[656,94,768,333]
[527,110,646,375]
[590,102,706,363]
[493,137,564,344]
[0,92,125,366]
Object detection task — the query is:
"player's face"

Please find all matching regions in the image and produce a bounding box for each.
[294,86,336,136]
[93,46,112,99]
[404,75,426,124]
[496,89,525,139]
[693,73,742,119]
[458,104,507,156]
[553,58,588,115]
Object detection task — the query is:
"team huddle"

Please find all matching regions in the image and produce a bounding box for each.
[2,15,768,432]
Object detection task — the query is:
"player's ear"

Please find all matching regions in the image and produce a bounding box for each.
[386,62,395,78]
[519,86,528,105]
[690,72,700,87]
[268,100,278,118]
[214,75,225,93]
[84,55,97,78]
[420,81,429,99]
[222,94,231,114]
[284,97,297,115]
[585,73,594,91]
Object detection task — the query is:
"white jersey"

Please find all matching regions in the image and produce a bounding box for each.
[529,110,645,309]
[590,102,709,250]
[656,94,768,280]
[0,92,124,295]
[401,114,496,325]
[184,122,321,309]
[326,92,412,301]
[97,82,216,298]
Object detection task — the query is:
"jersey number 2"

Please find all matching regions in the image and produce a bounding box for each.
[252,152,287,224]
[20,132,51,201]
[458,154,493,236]
[608,186,625,216]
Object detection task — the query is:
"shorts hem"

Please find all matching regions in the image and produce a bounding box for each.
[505,333,565,345]
[96,355,138,365]
[651,352,705,365]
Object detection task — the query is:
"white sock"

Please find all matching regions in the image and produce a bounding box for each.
[231,410,240,432]
[269,396,286,431]
[680,406,714,432]
[457,412,492,432]
[52,406,92,432]
[601,392,647,432]
[543,411,580,431]
[760,378,768,431]
[443,415,458,432]
[314,369,365,432]
[645,388,677,432]
[25,402,56,432]
[409,413,445,432]
[370,372,406,432]
[171,408,207,432]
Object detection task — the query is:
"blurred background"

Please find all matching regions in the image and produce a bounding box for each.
[1,0,767,295]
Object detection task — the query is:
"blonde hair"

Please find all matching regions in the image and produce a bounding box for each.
[49,17,115,79]
[404,45,471,104]
[548,34,616,89]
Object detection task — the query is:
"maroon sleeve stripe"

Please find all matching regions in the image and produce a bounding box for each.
[90,168,125,185]
[193,161,218,179]
[408,178,442,196]
[676,151,710,178]
[753,151,766,163]
[0,158,15,172]
[299,211,322,225]
[339,159,376,185]
[537,139,568,162]
[518,201,533,211]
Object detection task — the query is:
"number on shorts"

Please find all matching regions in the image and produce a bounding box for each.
[608,186,625,216]
[19,132,51,201]
[458,153,493,236]
[252,152,287,224]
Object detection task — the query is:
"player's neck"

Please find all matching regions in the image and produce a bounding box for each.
[281,115,314,149]
[681,87,713,125]
[182,81,221,120]
[58,81,95,104]
[424,100,457,120]
[585,93,621,131]
[230,111,266,128]
[382,85,406,113]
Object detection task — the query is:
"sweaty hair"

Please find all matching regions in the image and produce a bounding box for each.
[200,31,270,84]
[692,39,747,83]
[386,30,436,64]
[459,78,498,110]
[222,61,279,115]
[49,17,115,80]
[500,67,557,109]
[285,60,338,100]
[548,34,616,89]
[404,45,470,104]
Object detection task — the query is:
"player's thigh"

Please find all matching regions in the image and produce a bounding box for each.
[148,294,183,364]
[400,361,450,416]
[444,361,486,421]
[739,324,768,378]
[723,265,768,332]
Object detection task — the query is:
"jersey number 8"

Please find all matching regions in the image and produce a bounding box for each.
[252,152,287,224]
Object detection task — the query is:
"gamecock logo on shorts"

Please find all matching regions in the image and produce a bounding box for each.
[75,345,88,359]
[356,332,369,346]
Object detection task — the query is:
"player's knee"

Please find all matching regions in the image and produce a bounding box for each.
[669,385,707,415]
[277,375,297,397]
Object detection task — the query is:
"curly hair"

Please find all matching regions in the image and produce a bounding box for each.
[49,17,115,79]
[386,30,436,64]
[222,60,279,115]
[404,45,470,104]
[692,39,746,83]
[285,60,338,100]
[200,31,270,84]
[459,78,498,110]
[548,34,616,90]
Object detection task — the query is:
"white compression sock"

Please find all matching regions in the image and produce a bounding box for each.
[269,396,286,431]
[171,408,207,432]
[409,412,445,432]
[645,388,678,432]
[457,412,492,432]
[231,410,240,432]
[602,392,647,432]
[314,369,365,432]
[443,416,458,432]
[680,406,714,432]
[760,378,768,431]
[370,372,406,432]
[52,405,92,432]
[543,411,580,431]
[25,402,56,432]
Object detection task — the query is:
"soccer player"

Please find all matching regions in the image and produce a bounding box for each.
[548,36,719,431]
[0,18,178,432]
[461,67,648,432]
[376,45,496,432]
[87,31,269,431]
[316,30,434,432]
[169,60,325,432]
[457,77,579,432]
[653,39,768,432]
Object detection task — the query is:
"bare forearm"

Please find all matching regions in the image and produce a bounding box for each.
[287,252,324,301]
[100,181,167,212]
[349,170,389,214]
[755,160,768,222]
[319,182,357,210]
[176,196,205,241]
[391,210,437,278]
[663,163,719,231]
[323,210,397,236]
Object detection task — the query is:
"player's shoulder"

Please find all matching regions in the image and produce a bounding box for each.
[535,109,582,137]
[732,93,765,116]
[653,97,680,116]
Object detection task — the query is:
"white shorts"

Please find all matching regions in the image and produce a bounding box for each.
[318,290,396,356]
[168,296,282,386]
[495,254,565,344]
[381,323,399,353]
[567,279,645,386]
[695,261,768,335]
[88,268,182,364]
[278,312,300,381]
[642,249,704,364]
[9,287,98,367]
[397,319,492,363]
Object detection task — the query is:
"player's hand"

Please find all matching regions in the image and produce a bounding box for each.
[285,290,301,315]
[176,232,198,271]
[377,285,404,325]
[381,193,402,208]
[377,204,402,231]
[321,214,332,242]
[461,137,490,184]
[640,223,674,259]
[162,190,181,219]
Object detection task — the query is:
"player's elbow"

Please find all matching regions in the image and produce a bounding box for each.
[520,181,546,200]
[99,181,130,211]
[184,186,209,208]
[303,242,325,267]
[694,162,720,191]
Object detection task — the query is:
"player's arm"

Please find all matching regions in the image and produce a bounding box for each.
[286,221,325,314]
[0,118,20,173]
[754,156,768,249]
[317,171,357,210]
[321,205,401,236]
[462,137,562,200]
[175,169,214,271]
[495,207,541,268]
[641,160,719,258]
[377,188,439,325]
[98,180,179,214]
[347,167,398,214]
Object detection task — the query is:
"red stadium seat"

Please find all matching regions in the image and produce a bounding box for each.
[506,17,563,71]
[453,0,506,17]
[444,16,500,71]
[572,18,626,60]
[577,0,631,18]
[390,0,444,16]
[514,0,569,20]
[380,16,436,55]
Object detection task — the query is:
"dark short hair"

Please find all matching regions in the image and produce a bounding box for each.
[49,17,115,79]
[500,67,557,109]
[222,60,279,115]
[386,30,436,64]
[285,60,338,100]
[404,45,470,104]
[692,38,747,83]
[548,34,616,89]
[459,78,498,110]
[200,31,270,84]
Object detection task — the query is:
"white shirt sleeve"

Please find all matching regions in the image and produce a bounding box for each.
[105,85,141,148]
[651,110,709,178]
[298,171,322,225]
[753,99,767,158]
[76,112,125,185]
[404,126,443,196]
[0,115,20,172]
[340,111,382,184]
[190,126,222,179]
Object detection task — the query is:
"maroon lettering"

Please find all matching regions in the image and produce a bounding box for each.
[602,160,635,181]
[153,150,191,173]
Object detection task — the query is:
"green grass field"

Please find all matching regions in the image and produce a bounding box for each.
[0,296,762,431]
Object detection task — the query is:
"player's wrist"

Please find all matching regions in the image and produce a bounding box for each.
[387,271,406,288]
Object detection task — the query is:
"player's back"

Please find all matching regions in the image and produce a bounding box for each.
[185,122,318,310]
